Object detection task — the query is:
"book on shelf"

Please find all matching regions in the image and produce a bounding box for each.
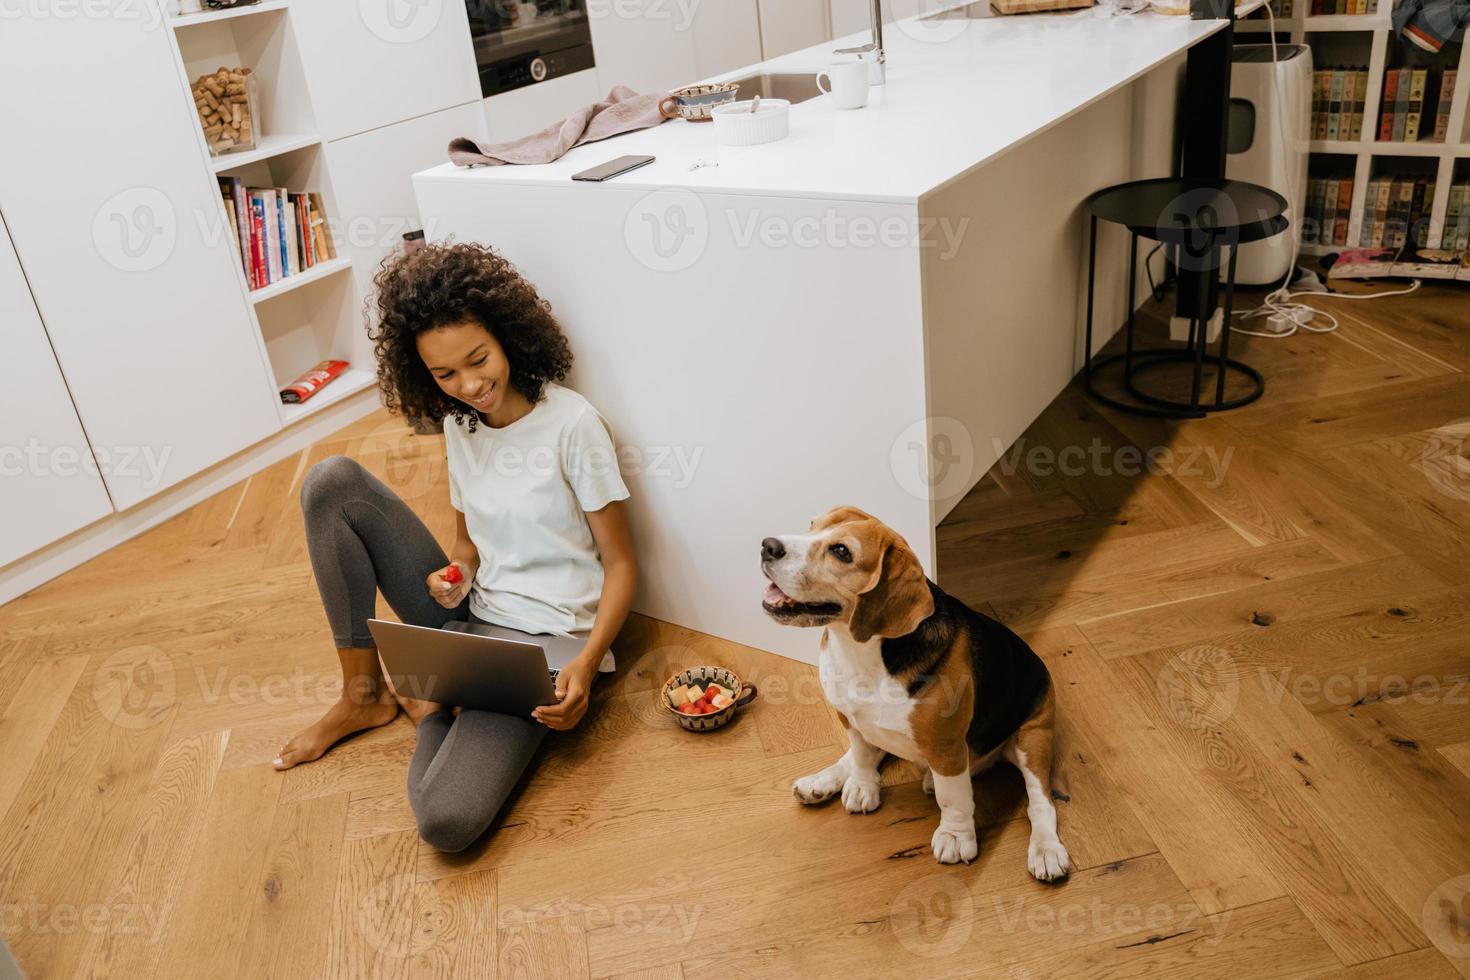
[1305,176,1353,246]
[1378,68,1398,140]
[1311,67,1367,142]
[1404,68,1427,142]
[1333,176,1468,282]
[1392,68,1410,141]
[1327,71,1344,140]
[1431,69,1456,142]
[216,179,336,291]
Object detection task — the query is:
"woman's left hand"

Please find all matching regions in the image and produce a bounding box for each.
[532,665,593,731]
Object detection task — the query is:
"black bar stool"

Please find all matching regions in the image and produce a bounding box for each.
[1082,177,1288,419]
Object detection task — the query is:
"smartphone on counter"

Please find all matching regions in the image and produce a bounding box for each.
[571,155,656,182]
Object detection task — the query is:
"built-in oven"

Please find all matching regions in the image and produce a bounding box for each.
[465,0,595,98]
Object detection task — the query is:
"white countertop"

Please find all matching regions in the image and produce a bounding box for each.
[415,7,1233,204]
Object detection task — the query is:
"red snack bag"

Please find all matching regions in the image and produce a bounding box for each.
[280,359,349,404]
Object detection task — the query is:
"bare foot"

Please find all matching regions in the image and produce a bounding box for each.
[273,697,399,770]
[396,695,446,727]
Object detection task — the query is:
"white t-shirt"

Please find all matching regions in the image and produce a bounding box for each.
[443,383,630,671]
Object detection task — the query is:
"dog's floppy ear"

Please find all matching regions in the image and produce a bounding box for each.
[811,505,876,532]
[849,536,934,643]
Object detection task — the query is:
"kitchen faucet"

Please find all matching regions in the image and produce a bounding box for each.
[835,0,885,86]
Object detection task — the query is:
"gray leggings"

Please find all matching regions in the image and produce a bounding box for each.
[300,454,546,852]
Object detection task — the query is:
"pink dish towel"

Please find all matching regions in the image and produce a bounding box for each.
[448,86,671,167]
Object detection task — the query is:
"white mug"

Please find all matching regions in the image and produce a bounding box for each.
[816,61,870,110]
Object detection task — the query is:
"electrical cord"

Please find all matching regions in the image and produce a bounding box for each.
[1226,3,1421,339]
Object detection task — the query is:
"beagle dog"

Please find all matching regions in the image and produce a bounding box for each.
[760,506,1070,879]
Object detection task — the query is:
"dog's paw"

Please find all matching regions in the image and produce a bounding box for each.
[792,769,844,804]
[841,776,882,814]
[931,825,978,864]
[921,768,935,795]
[1027,837,1071,882]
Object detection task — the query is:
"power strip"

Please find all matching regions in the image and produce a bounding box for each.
[1169,310,1223,344]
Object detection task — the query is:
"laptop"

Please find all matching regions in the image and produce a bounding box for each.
[367,618,584,716]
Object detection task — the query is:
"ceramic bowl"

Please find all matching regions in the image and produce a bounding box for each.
[710,99,791,146]
[659,83,740,122]
[662,665,758,732]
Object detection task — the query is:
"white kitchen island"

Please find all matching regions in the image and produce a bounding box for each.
[413,7,1239,664]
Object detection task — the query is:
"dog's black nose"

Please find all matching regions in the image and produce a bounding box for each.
[761,537,785,561]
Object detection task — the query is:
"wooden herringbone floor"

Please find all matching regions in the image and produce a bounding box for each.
[1,286,1468,979]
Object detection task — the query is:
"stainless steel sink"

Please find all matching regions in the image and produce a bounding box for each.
[724,72,823,106]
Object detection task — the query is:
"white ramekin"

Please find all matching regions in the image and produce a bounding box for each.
[711,99,791,146]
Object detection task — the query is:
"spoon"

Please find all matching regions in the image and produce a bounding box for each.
[748,95,762,115]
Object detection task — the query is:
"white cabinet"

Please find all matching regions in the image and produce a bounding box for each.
[690,2,762,79]
[831,0,899,39]
[0,215,115,568]
[759,0,830,58]
[831,0,869,38]
[483,70,604,143]
[0,11,283,511]
[291,0,482,141]
[589,3,699,95]
[325,102,488,302]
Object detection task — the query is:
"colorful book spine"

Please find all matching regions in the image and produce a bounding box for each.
[1446,185,1470,251]
[1349,68,1367,141]
[1323,70,1334,141]
[1392,68,1411,141]
[1432,70,1456,142]
[249,196,267,287]
[1305,177,1324,244]
[1379,69,1399,141]
[1358,177,1380,246]
[1334,178,1353,245]
[1327,70,1344,140]
[1372,178,1392,247]
[1404,68,1427,142]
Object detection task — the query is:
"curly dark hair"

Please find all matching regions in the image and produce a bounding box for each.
[369,242,573,433]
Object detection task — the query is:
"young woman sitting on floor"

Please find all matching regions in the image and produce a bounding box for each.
[272,242,637,852]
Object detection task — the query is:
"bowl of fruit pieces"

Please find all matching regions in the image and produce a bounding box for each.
[663,666,758,732]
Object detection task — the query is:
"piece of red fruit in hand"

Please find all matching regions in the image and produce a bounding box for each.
[442,564,463,585]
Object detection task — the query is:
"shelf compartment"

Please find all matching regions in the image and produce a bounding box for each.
[171,0,289,30]
[250,255,351,304]
[279,366,377,424]
[211,132,321,172]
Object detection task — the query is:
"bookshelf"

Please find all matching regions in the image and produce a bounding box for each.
[165,1,375,422]
[1241,1,1470,276]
